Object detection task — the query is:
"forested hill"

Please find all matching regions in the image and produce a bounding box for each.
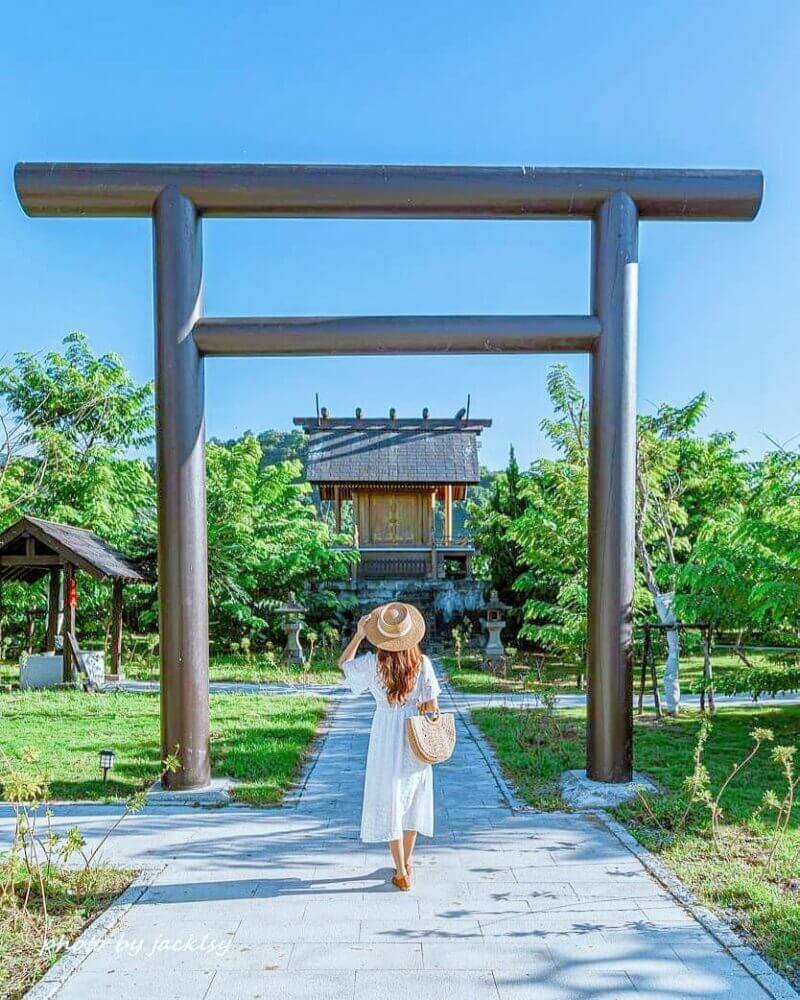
[210,429,308,472]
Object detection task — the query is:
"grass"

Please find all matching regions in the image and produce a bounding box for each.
[125,652,343,686]
[0,653,343,688]
[1,863,134,1000]
[471,703,800,981]
[0,689,326,806]
[442,652,584,694]
[444,649,791,696]
[0,661,18,687]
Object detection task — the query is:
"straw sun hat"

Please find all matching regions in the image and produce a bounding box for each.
[363,602,426,652]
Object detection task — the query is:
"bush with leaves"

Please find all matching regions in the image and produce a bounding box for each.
[690,665,800,700]
[678,448,800,639]
[205,434,355,645]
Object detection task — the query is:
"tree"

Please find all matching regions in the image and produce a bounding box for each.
[212,428,308,473]
[205,435,354,644]
[471,363,761,707]
[678,447,800,644]
[466,365,592,660]
[635,395,704,713]
[256,428,307,470]
[0,331,153,532]
[510,365,589,662]
[636,397,749,711]
[467,445,527,628]
[0,334,157,648]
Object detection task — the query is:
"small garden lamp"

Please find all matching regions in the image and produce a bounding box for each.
[99,749,116,783]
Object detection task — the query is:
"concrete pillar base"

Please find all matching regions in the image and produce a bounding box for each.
[560,768,658,808]
[146,776,239,807]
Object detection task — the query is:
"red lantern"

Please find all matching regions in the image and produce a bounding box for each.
[66,577,78,609]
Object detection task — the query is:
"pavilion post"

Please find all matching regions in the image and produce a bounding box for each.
[351,495,360,582]
[430,491,437,579]
[587,191,638,783]
[334,485,341,533]
[45,567,60,651]
[444,484,453,543]
[62,562,75,683]
[153,186,210,790]
[110,579,124,680]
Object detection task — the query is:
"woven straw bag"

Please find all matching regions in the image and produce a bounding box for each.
[406,709,456,765]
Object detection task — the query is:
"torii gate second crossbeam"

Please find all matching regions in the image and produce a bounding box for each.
[15,162,763,790]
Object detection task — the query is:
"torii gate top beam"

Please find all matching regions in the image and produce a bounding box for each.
[15,162,763,221]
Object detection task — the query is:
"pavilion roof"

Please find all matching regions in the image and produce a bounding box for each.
[0,516,146,584]
[294,415,490,487]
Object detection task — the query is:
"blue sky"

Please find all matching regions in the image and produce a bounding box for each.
[1,1,798,470]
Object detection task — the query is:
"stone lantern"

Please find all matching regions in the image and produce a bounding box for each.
[483,589,509,670]
[277,591,306,665]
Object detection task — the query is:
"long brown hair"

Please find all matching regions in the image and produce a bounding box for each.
[377,645,422,705]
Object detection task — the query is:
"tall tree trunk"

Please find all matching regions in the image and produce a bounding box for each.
[635,503,680,712]
[654,592,680,713]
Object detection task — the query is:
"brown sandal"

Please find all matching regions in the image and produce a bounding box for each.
[391,872,412,891]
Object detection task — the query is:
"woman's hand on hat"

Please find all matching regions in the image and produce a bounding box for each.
[356,614,371,637]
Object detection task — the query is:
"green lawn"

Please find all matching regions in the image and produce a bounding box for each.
[444,649,792,696]
[472,703,800,981]
[0,689,326,806]
[125,653,343,686]
[0,654,342,688]
[442,652,585,694]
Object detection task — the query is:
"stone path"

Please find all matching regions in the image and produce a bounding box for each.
[10,686,792,999]
[118,677,800,711]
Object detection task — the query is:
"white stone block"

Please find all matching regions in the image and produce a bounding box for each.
[20,650,106,689]
[20,653,64,689]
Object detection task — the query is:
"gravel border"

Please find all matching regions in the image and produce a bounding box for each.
[23,865,164,1000]
[441,669,800,1000]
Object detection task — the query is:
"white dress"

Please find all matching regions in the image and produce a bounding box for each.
[342,652,442,843]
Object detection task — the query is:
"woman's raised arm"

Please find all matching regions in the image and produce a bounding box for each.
[337,615,371,669]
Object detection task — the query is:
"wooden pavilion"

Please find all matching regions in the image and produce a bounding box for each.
[0,516,145,682]
[295,411,491,580]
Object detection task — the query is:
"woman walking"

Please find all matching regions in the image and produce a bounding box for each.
[338,602,441,891]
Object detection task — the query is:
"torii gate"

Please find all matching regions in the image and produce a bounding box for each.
[15,162,763,790]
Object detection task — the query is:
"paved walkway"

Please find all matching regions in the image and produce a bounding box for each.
[9,688,790,999]
[117,678,800,711]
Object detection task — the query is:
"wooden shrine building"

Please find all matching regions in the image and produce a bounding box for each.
[295,410,491,581]
[0,516,145,682]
